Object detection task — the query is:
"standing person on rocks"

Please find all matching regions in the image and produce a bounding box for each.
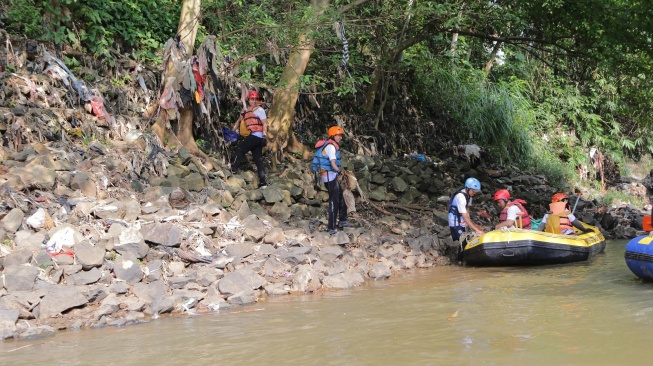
[231,90,268,188]
[493,189,532,230]
[536,193,592,234]
[312,126,352,235]
[448,177,485,263]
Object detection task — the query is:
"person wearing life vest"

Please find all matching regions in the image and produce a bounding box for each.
[536,193,592,234]
[314,126,352,235]
[231,90,268,188]
[448,177,485,262]
[493,189,532,230]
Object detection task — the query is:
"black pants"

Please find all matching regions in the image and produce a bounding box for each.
[450,225,469,262]
[232,135,266,182]
[326,178,347,230]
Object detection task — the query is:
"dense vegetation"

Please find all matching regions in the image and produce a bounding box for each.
[2,0,652,189]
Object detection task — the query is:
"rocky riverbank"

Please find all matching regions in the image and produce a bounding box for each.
[1,46,651,340]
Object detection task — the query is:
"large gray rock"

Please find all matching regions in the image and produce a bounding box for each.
[114,253,143,284]
[226,291,257,305]
[37,286,87,319]
[0,308,19,340]
[2,208,25,233]
[322,271,365,289]
[113,225,149,259]
[8,165,57,190]
[263,227,285,244]
[391,177,408,192]
[68,267,102,285]
[242,215,267,242]
[224,243,255,258]
[270,202,291,221]
[3,248,33,267]
[292,269,321,292]
[369,261,392,280]
[14,230,46,251]
[70,171,97,197]
[263,258,291,277]
[145,260,163,282]
[318,246,344,263]
[19,325,56,339]
[261,186,284,203]
[218,268,267,296]
[74,241,105,269]
[150,298,175,315]
[140,223,183,247]
[331,231,350,245]
[133,281,167,303]
[95,293,122,318]
[2,265,40,292]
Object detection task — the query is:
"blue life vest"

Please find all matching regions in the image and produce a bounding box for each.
[448,188,470,226]
[312,139,341,172]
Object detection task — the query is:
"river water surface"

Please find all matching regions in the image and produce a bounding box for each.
[2,239,653,365]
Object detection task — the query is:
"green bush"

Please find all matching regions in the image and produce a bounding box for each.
[4,0,179,62]
[5,0,42,38]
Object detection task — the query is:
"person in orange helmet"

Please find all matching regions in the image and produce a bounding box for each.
[231,90,268,188]
[493,189,532,230]
[312,126,351,235]
[536,193,592,234]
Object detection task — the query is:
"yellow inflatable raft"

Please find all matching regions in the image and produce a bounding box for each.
[463,223,606,266]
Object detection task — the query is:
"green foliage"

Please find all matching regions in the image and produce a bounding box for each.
[527,144,575,191]
[411,61,533,163]
[111,74,133,87]
[5,0,42,38]
[4,0,179,61]
[196,139,209,153]
[595,190,648,209]
[107,251,118,261]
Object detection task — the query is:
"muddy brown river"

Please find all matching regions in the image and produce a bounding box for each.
[2,239,652,365]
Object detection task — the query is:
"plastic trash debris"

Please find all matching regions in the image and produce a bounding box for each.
[45,226,76,253]
[222,127,239,143]
[408,153,429,162]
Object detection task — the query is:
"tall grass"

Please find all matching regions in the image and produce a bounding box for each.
[413,64,533,163]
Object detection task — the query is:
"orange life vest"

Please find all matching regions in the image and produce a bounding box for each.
[548,201,573,233]
[499,200,532,229]
[241,106,264,134]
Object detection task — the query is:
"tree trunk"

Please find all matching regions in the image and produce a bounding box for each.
[267,0,331,168]
[152,0,203,157]
[364,62,383,113]
[483,40,502,75]
[364,0,414,119]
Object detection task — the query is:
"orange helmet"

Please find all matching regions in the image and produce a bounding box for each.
[552,193,569,203]
[328,126,345,137]
[247,90,260,99]
[493,189,511,201]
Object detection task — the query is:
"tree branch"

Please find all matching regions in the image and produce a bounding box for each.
[338,0,371,14]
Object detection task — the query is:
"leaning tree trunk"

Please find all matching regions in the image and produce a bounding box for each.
[152,0,203,157]
[267,0,330,169]
[364,0,414,117]
[483,39,502,75]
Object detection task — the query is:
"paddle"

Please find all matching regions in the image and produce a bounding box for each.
[571,191,582,215]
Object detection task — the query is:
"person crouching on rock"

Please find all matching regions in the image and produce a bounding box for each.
[312,126,352,235]
[448,177,485,263]
[231,90,269,188]
[493,189,532,230]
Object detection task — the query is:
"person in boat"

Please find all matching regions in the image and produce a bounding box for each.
[493,189,532,230]
[536,193,593,234]
[448,177,485,262]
